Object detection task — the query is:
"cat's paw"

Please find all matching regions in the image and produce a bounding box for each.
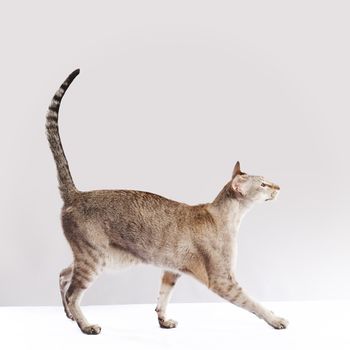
[158,318,178,329]
[267,316,289,330]
[81,324,102,335]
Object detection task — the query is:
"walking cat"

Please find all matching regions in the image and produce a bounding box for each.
[46,69,288,335]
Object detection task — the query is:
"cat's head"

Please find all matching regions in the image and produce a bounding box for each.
[231,161,280,203]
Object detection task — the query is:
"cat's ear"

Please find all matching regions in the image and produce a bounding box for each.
[232,161,242,179]
[231,174,246,198]
[232,162,247,197]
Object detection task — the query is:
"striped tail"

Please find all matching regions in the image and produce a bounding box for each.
[46,69,80,203]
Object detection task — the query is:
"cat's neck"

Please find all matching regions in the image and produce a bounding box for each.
[210,182,254,234]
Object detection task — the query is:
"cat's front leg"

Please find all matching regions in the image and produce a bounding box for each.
[210,275,288,329]
[155,271,180,329]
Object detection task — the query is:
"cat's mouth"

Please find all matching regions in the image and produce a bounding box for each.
[265,192,278,201]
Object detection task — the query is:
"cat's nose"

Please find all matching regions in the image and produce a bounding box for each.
[274,184,280,190]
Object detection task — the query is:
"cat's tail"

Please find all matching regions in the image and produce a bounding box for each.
[46,69,80,203]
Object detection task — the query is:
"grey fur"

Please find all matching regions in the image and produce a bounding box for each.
[46,70,288,335]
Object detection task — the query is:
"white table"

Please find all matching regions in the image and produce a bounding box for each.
[1,301,349,350]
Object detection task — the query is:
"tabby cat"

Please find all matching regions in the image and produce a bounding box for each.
[46,69,288,335]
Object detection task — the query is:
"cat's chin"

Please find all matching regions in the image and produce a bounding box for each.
[265,193,278,201]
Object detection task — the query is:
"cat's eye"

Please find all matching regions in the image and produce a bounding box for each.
[261,183,266,187]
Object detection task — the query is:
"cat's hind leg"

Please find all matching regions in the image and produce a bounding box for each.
[59,264,74,320]
[61,212,109,334]
[65,258,103,335]
[155,271,180,329]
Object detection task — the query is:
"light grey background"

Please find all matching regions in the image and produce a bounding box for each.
[0,0,349,306]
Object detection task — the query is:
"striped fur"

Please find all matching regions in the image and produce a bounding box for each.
[46,69,80,202]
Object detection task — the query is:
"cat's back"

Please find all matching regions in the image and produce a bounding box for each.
[65,189,186,219]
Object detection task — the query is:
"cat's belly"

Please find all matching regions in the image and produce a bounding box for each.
[104,244,142,272]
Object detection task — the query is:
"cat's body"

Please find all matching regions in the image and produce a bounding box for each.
[63,189,217,272]
[47,69,288,335]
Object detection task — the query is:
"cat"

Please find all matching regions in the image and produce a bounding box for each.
[46,69,288,335]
